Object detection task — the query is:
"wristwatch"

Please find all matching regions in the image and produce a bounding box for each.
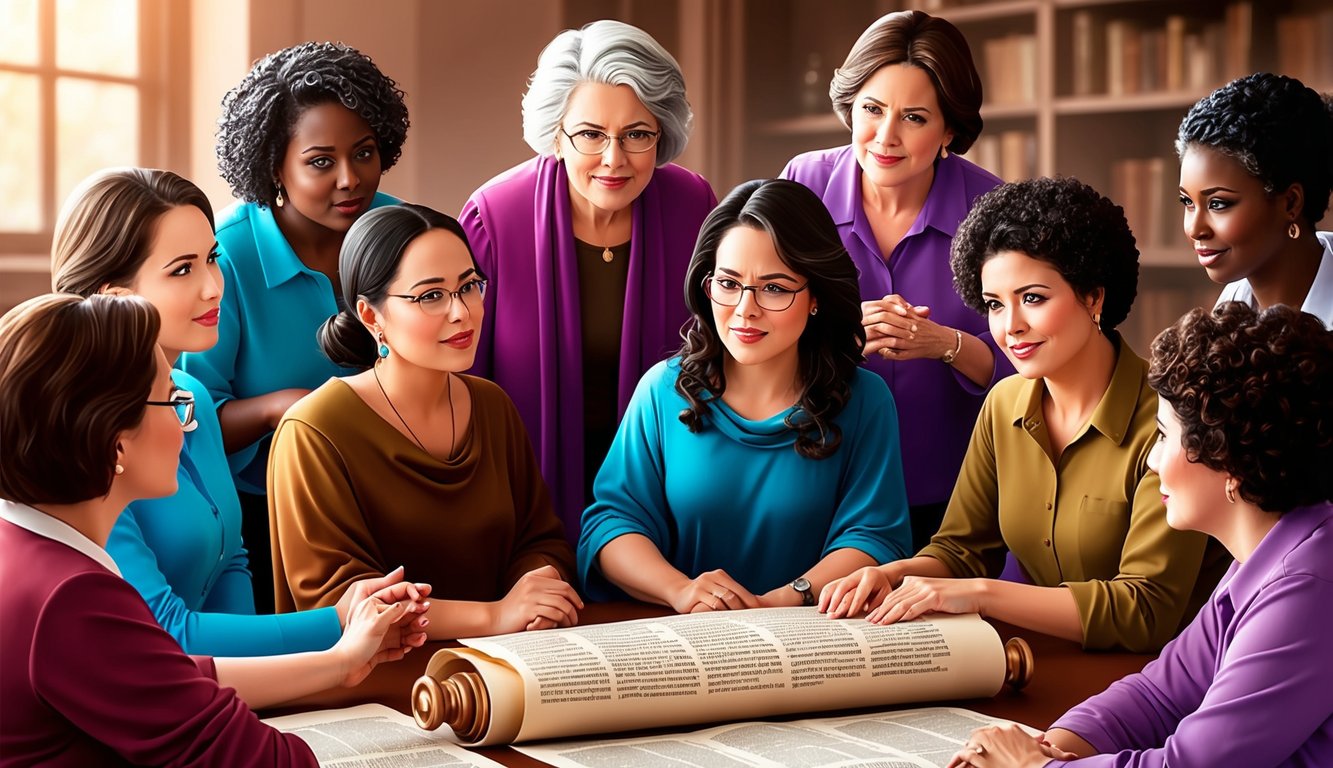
[790,577,815,606]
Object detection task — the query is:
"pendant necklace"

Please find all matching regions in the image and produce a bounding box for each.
[601,246,615,263]
[374,363,456,458]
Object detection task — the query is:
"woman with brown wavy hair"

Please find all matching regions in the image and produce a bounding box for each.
[577,179,911,612]
[949,302,1333,767]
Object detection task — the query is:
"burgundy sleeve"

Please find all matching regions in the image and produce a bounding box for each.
[31,571,316,767]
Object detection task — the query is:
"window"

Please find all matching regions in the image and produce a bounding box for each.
[0,0,178,256]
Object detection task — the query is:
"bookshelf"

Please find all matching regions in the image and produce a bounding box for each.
[734,0,1333,353]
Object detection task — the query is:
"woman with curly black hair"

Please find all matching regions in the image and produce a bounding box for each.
[951,302,1333,768]
[822,177,1227,652]
[577,179,911,612]
[1177,72,1333,328]
[179,42,410,610]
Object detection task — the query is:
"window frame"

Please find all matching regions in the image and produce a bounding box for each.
[0,0,184,257]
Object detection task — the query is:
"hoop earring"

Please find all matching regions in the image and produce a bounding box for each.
[810,306,819,316]
[1289,221,1300,239]
[1225,481,1236,504]
[376,330,390,359]
[274,183,285,209]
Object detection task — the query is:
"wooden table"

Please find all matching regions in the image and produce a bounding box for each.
[274,602,1153,767]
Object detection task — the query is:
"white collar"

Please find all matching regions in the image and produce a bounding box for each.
[0,498,122,576]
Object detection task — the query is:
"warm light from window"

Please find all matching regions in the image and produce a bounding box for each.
[56,0,138,77]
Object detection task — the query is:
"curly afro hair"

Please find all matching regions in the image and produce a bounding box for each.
[1148,302,1333,513]
[215,41,410,205]
[1176,72,1333,227]
[950,176,1139,329]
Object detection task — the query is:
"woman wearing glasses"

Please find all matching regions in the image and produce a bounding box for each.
[577,179,911,612]
[269,205,579,637]
[0,293,426,766]
[461,20,717,542]
[52,168,425,657]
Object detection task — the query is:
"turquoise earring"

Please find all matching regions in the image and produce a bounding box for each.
[377,331,390,359]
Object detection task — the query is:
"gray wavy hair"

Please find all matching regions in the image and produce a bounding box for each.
[521,20,692,166]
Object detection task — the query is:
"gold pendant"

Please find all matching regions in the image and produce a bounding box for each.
[602,247,614,263]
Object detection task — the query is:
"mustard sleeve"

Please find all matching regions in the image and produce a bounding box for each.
[917,394,1008,579]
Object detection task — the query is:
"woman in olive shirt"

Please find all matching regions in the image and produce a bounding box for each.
[822,178,1227,652]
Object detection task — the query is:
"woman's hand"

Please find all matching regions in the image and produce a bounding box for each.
[866,576,983,625]
[670,569,760,614]
[491,565,584,633]
[862,295,956,362]
[331,595,422,688]
[945,724,1079,768]
[335,565,419,627]
[819,566,892,618]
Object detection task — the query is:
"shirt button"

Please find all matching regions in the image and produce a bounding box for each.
[1043,538,1052,547]
[1045,503,1052,510]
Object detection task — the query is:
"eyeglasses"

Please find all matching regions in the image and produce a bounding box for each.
[387,278,488,316]
[704,274,810,312]
[146,388,197,433]
[561,127,660,155]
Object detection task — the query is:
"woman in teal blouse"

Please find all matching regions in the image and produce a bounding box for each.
[578,180,911,611]
[52,168,420,656]
[178,42,409,609]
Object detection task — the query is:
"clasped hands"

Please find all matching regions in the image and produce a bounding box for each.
[862,294,954,361]
[818,566,983,624]
[332,565,433,687]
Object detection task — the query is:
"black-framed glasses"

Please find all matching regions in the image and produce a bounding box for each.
[387,278,488,317]
[146,388,197,433]
[561,127,660,155]
[704,274,810,312]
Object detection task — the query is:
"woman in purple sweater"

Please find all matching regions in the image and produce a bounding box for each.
[948,303,1333,767]
[0,293,427,766]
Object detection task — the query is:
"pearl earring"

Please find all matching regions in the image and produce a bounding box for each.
[115,464,124,475]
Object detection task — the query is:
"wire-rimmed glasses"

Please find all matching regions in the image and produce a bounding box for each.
[561,127,660,155]
[703,274,810,312]
[387,278,488,316]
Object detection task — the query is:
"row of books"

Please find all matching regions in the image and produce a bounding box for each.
[981,34,1037,105]
[1276,8,1333,90]
[1073,4,1254,98]
[970,130,1035,184]
[1109,156,1181,251]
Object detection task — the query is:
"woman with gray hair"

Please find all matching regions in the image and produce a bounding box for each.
[461,20,717,541]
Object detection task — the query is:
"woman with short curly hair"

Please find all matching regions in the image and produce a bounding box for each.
[578,180,910,613]
[952,301,1333,767]
[180,42,410,609]
[460,20,717,541]
[822,177,1227,653]
[1177,72,1333,328]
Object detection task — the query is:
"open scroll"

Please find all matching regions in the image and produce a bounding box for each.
[411,607,1032,746]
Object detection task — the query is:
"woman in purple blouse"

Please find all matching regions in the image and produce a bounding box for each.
[781,10,1012,551]
[949,302,1333,768]
[461,20,717,539]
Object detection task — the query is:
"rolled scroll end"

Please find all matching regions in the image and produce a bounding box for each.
[1003,637,1034,691]
[411,656,491,743]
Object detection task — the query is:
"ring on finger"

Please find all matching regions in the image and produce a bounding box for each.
[972,744,986,756]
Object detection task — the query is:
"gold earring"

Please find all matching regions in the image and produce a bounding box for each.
[940,145,950,159]
[1289,221,1300,239]
[1225,481,1236,504]
[274,184,285,209]
[1093,312,1102,334]
[115,464,124,475]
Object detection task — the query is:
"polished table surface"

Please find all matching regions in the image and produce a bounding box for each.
[273,602,1154,767]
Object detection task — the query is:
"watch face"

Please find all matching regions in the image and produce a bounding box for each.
[792,578,811,592]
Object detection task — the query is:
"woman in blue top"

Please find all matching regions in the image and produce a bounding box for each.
[52,167,426,656]
[578,179,911,612]
[179,42,409,609]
